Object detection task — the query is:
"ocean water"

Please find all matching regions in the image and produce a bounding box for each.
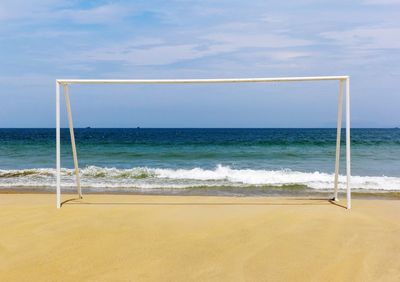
[1,128,400,195]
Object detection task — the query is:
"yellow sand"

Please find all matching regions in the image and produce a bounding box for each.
[0,194,399,281]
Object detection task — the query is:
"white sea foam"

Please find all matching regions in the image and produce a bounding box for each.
[1,165,400,191]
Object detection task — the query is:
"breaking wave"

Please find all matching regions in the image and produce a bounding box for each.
[1,165,400,191]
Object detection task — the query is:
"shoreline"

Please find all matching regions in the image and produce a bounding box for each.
[1,187,400,200]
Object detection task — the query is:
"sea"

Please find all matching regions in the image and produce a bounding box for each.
[1,128,400,197]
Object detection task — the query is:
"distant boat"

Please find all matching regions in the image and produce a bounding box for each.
[86,126,91,129]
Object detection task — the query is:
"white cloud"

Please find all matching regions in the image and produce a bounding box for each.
[363,0,400,4]
[63,11,314,67]
[0,0,67,21]
[75,41,234,66]
[321,27,400,49]
[0,1,134,24]
[233,50,311,68]
[84,44,202,65]
[269,51,310,61]
[203,33,311,49]
[71,34,312,66]
[59,3,132,24]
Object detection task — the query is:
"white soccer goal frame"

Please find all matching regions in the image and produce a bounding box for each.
[55,76,351,209]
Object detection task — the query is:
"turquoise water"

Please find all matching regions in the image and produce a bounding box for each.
[1,128,400,194]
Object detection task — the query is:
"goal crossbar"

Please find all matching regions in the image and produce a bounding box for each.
[57,76,348,84]
[56,76,351,209]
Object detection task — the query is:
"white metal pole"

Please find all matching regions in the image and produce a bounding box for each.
[56,76,349,85]
[56,82,61,208]
[64,84,82,198]
[333,80,344,201]
[346,77,351,209]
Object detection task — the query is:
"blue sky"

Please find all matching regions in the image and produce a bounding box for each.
[0,0,399,127]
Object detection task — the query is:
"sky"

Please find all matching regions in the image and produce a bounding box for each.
[0,0,399,128]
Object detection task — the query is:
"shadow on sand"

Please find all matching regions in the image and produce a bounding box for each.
[61,197,347,209]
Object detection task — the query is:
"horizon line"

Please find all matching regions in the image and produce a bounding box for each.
[0,127,398,129]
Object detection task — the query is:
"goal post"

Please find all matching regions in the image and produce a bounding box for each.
[55,76,351,209]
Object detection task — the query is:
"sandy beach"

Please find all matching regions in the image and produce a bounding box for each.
[0,193,399,281]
